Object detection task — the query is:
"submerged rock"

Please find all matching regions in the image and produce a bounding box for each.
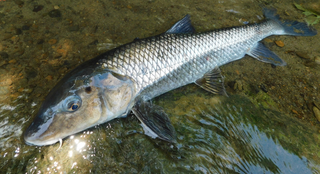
[313,106,320,122]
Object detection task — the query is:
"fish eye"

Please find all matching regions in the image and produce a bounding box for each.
[64,96,81,112]
[67,101,80,111]
[85,86,92,94]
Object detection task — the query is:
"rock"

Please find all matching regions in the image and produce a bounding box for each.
[264,38,273,43]
[304,60,316,68]
[48,39,57,45]
[2,33,13,40]
[21,25,30,30]
[8,60,17,64]
[33,5,44,12]
[0,52,9,59]
[24,67,38,79]
[45,75,53,81]
[313,106,320,122]
[296,51,311,59]
[275,40,284,47]
[234,80,243,91]
[0,60,7,66]
[68,25,80,32]
[48,9,61,18]
[0,86,10,95]
[315,56,320,65]
[14,0,24,7]
[14,28,22,35]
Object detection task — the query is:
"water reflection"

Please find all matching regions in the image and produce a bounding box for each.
[1,93,320,173]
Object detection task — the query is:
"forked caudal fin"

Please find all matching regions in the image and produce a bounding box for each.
[247,8,317,66]
[263,7,317,36]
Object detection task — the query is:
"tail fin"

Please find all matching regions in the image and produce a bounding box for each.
[263,8,317,36]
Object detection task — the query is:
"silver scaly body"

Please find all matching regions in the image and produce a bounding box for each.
[100,20,275,101]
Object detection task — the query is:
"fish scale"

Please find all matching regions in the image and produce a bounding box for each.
[101,22,271,101]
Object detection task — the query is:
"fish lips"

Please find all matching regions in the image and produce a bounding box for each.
[24,111,58,146]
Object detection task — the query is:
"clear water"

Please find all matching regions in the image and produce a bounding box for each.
[1,0,320,173]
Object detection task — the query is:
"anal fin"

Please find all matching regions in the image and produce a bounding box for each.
[132,101,177,143]
[195,67,227,96]
[247,42,286,66]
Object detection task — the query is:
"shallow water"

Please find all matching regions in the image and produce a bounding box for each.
[1,0,320,173]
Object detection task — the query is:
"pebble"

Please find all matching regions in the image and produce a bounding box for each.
[68,25,80,32]
[264,38,273,43]
[0,52,8,59]
[45,75,53,81]
[14,0,24,7]
[313,106,320,122]
[48,10,61,18]
[33,5,44,12]
[296,51,311,59]
[0,60,7,66]
[314,56,320,64]
[275,40,284,47]
[234,80,243,91]
[8,60,17,64]
[21,25,30,30]
[48,39,57,45]
[0,86,10,95]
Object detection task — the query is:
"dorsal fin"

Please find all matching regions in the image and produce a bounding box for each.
[165,15,195,34]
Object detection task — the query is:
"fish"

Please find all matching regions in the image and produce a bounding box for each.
[24,8,316,146]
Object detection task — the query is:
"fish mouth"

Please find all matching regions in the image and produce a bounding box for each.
[24,134,60,146]
[24,112,59,146]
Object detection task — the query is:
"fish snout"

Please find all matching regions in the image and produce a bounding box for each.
[24,113,58,146]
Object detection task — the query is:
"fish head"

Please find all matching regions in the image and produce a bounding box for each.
[24,67,136,146]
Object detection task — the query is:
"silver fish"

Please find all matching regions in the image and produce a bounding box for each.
[24,8,316,146]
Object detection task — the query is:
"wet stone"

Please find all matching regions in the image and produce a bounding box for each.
[313,106,320,122]
[0,13,5,19]
[0,52,9,59]
[48,9,61,18]
[0,60,7,67]
[275,40,284,47]
[68,25,80,32]
[25,67,38,79]
[2,33,13,40]
[21,25,30,30]
[11,28,23,35]
[304,60,316,68]
[259,84,268,93]
[48,39,57,45]
[33,5,44,12]
[314,56,320,65]
[0,86,10,95]
[14,0,24,7]
[37,39,45,44]
[296,51,311,59]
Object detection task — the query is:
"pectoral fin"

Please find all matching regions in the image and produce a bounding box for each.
[132,101,177,143]
[195,67,227,96]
